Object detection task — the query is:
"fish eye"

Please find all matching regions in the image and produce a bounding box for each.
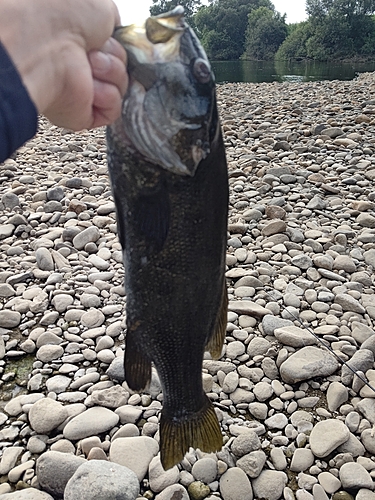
[193,58,211,84]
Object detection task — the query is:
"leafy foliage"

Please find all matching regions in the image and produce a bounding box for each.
[278,0,375,60]
[275,22,312,60]
[149,0,201,27]
[306,0,375,18]
[242,7,287,60]
[194,0,274,60]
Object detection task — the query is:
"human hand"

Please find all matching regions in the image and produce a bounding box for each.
[1,0,128,130]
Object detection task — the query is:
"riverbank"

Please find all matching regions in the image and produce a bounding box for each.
[0,73,375,499]
[211,59,375,84]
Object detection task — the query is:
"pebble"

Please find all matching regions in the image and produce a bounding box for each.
[149,456,179,492]
[155,484,189,500]
[3,77,375,499]
[36,451,86,498]
[109,436,159,481]
[290,449,315,472]
[318,472,342,494]
[251,470,287,500]
[72,226,101,250]
[219,467,253,500]
[280,346,340,384]
[310,419,350,457]
[63,407,119,440]
[64,460,140,500]
[0,447,23,475]
[191,457,217,484]
[28,397,68,433]
[0,490,54,499]
[236,450,267,478]
[339,462,374,490]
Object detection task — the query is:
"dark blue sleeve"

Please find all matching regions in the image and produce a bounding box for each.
[0,42,38,163]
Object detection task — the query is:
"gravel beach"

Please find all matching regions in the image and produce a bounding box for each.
[1,72,375,499]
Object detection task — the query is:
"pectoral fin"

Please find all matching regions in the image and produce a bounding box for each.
[124,322,151,391]
[134,188,170,251]
[206,281,227,359]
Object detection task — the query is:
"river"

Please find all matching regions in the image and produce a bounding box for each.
[211,59,375,84]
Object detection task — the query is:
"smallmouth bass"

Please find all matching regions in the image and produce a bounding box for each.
[107,6,228,469]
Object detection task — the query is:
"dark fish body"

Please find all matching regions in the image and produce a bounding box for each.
[107,7,228,469]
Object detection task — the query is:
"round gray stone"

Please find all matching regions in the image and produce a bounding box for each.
[29,398,68,434]
[310,419,350,458]
[149,455,179,492]
[220,467,253,500]
[339,462,373,490]
[252,470,287,500]
[64,460,139,500]
[36,451,86,498]
[63,407,119,440]
[35,248,54,271]
[280,346,339,384]
[0,310,21,328]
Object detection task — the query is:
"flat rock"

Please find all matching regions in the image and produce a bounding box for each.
[310,419,350,458]
[339,462,373,490]
[280,346,339,384]
[0,490,54,499]
[274,325,317,347]
[220,467,253,500]
[0,310,21,328]
[228,300,270,317]
[63,407,119,440]
[109,436,159,481]
[334,293,365,314]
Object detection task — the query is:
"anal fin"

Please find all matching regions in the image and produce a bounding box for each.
[206,281,228,359]
[124,324,151,392]
[160,396,222,470]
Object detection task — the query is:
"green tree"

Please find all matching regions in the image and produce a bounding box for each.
[194,0,274,60]
[278,0,375,60]
[275,22,312,60]
[306,0,375,18]
[243,7,287,60]
[149,0,201,27]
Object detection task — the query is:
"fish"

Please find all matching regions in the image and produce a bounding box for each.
[106,6,229,470]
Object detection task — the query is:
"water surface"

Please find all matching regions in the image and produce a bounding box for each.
[211,59,375,84]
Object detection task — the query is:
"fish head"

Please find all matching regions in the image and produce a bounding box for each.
[112,6,216,176]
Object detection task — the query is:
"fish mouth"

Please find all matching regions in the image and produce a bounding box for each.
[145,5,185,44]
[112,7,214,176]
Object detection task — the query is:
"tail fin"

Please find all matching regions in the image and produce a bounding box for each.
[159,396,222,470]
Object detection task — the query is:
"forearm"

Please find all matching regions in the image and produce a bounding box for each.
[0,42,38,162]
